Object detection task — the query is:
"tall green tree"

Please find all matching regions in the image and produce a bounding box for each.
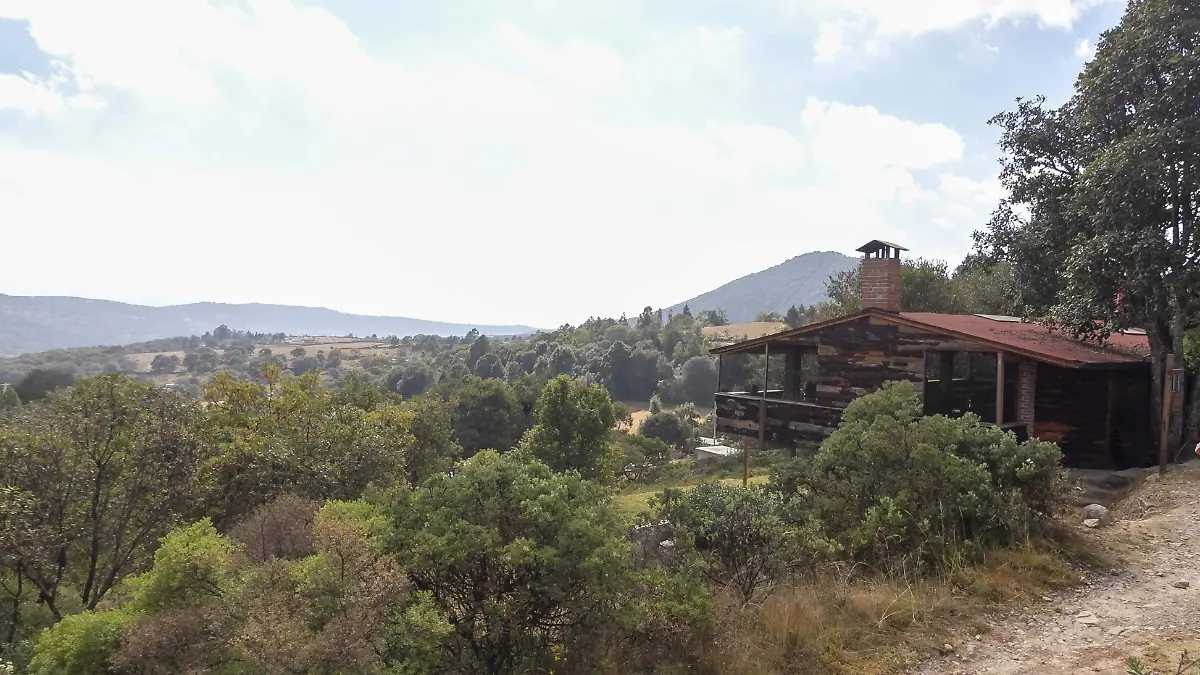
[386,451,634,674]
[467,334,491,370]
[149,354,180,374]
[472,352,504,380]
[519,376,620,481]
[13,370,75,404]
[975,0,1200,449]
[0,376,208,621]
[450,377,526,457]
[693,309,726,327]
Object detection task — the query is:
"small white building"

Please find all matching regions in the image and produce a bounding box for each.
[695,445,741,462]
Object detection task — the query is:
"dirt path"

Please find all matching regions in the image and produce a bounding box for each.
[913,469,1200,675]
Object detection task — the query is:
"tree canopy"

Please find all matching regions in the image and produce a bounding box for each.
[972,0,1200,449]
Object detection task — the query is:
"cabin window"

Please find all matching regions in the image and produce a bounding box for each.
[923,350,1001,423]
[799,352,819,401]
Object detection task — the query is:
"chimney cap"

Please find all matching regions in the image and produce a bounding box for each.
[856,240,908,255]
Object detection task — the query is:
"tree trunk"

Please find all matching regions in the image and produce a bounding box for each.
[1149,327,1168,455]
[5,569,21,645]
[1185,368,1200,454]
[1169,301,1187,454]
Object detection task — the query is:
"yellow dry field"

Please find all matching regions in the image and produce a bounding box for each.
[122,338,398,374]
[701,321,787,343]
[124,350,187,373]
[616,400,653,433]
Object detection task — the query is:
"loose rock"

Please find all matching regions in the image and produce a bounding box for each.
[1082,504,1112,526]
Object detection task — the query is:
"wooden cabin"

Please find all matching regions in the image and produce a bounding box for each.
[711,240,1155,470]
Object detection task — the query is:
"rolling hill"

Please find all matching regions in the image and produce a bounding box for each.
[0,295,538,356]
[668,251,857,323]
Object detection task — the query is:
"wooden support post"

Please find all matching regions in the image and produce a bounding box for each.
[759,343,770,451]
[995,351,1005,426]
[939,352,955,394]
[714,355,723,441]
[742,438,749,487]
[783,350,797,399]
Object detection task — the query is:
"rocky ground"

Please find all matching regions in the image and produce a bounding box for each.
[913,467,1200,675]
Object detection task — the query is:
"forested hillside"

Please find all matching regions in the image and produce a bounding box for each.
[0,295,537,356]
[667,251,857,323]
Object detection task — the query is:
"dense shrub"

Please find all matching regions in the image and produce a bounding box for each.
[654,483,832,602]
[771,381,1063,572]
[384,451,636,673]
[639,411,692,450]
[614,434,672,482]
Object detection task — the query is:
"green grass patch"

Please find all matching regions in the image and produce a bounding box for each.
[613,475,768,517]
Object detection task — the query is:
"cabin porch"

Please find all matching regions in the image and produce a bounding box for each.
[713,342,1030,451]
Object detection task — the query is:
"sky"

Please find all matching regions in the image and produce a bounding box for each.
[0,0,1125,329]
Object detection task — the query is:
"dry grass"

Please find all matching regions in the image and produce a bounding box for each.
[701,322,788,343]
[1131,641,1200,674]
[617,400,653,433]
[622,540,1088,675]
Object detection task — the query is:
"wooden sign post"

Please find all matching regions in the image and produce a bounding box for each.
[742,438,749,487]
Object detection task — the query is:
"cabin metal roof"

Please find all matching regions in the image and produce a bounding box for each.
[708,309,1150,369]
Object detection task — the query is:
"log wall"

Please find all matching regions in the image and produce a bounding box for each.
[715,394,843,446]
[773,315,990,407]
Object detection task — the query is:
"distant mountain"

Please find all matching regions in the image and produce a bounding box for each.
[0,295,538,356]
[668,251,858,323]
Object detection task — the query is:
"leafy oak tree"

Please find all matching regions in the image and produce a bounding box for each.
[974,0,1200,449]
[0,375,208,621]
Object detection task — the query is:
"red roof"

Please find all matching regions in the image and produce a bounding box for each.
[710,309,1150,368]
[897,313,1149,367]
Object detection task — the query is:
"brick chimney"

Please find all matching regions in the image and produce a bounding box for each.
[856,240,906,313]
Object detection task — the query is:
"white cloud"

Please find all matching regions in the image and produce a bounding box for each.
[0,0,998,327]
[0,71,103,115]
[491,21,625,90]
[798,0,1118,62]
[813,22,844,62]
[800,98,965,171]
[1075,38,1096,59]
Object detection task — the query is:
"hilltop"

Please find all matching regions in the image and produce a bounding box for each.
[668,251,857,322]
[0,294,538,356]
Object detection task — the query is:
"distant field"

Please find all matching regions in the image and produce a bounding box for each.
[701,321,786,343]
[125,350,187,373]
[122,337,398,374]
[618,400,653,433]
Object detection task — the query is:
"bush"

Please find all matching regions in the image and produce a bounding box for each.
[771,381,1063,573]
[639,411,692,450]
[654,483,832,602]
[28,611,132,675]
[385,451,635,673]
[614,434,671,482]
